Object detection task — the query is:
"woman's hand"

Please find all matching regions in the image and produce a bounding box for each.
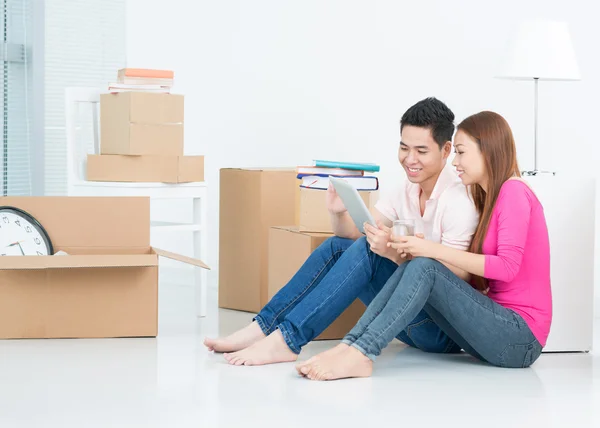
[388,234,438,259]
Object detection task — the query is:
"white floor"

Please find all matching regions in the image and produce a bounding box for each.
[1,271,599,428]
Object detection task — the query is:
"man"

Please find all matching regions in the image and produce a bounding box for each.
[205,97,479,366]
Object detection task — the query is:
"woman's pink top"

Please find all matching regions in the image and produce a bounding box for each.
[483,180,552,346]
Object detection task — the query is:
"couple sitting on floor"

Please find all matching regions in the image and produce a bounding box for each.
[205,97,552,381]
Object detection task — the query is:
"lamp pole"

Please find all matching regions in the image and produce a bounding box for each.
[534,77,538,172]
[523,77,555,176]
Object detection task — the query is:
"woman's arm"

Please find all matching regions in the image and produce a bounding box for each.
[430,244,486,277]
[391,239,485,277]
[391,181,534,281]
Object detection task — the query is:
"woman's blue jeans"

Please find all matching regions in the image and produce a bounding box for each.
[342,257,543,368]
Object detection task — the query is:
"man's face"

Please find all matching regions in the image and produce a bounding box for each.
[398,125,449,184]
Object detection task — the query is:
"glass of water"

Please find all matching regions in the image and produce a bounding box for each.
[392,219,415,237]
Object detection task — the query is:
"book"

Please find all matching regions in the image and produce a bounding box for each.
[108,83,171,93]
[299,175,379,191]
[296,166,364,176]
[314,159,380,172]
[117,77,174,86]
[118,68,174,79]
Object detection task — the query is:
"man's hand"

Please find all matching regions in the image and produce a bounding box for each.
[364,220,399,263]
[326,183,347,214]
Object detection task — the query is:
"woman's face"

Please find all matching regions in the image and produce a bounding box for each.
[452,130,487,188]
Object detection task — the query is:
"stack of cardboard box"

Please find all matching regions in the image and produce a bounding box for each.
[219,168,379,340]
[87,91,204,183]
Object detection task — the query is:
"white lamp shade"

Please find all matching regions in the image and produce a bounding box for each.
[498,21,581,81]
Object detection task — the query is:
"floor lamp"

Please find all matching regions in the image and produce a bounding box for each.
[496,20,581,176]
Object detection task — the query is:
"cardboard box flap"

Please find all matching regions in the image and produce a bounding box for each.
[0,197,150,249]
[152,247,210,270]
[223,167,295,173]
[0,254,157,270]
[271,225,333,237]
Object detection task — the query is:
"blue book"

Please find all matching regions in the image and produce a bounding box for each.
[314,159,380,172]
[298,174,379,191]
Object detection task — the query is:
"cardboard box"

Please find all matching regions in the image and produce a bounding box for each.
[87,154,204,183]
[219,168,299,312]
[101,123,184,156]
[268,226,365,340]
[100,92,184,156]
[296,187,379,233]
[0,197,209,339]
[218,168,379,313]
[101,92,184,124]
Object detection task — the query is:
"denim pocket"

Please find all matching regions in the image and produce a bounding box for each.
[499,340,542,368]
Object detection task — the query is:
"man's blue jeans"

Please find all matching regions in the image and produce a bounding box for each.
[254,236,461,354]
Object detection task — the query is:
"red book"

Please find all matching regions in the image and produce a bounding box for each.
[118,68,174,79]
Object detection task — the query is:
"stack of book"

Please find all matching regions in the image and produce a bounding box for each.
[295,159,380,232]
[296,159,380,191]
[108,68,174,93]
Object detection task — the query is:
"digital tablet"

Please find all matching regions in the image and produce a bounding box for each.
[329,176,377,234]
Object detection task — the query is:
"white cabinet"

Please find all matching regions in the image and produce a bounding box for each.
[526,174,595,352]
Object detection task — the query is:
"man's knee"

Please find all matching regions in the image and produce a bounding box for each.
[355,235,369,250]
[324,235,369,253]
[318,236,355,257]
[351,235,379,257]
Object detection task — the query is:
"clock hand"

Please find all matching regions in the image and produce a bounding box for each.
[6,241,26,255]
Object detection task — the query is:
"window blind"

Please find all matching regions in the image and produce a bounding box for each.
[44,0,126,195]
[0,0,32,196]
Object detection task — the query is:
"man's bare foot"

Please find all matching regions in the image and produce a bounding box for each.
[304,346,373,381]
[224,330,298,366]
[204,321,265,353]
[296,343,350,376]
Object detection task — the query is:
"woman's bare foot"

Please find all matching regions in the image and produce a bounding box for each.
[304,346,373,381]
[204,321,265,353]
[224,330,298,366]
[296,343,350,376]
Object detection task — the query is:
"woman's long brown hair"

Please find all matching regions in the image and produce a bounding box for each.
[457,111,521,290]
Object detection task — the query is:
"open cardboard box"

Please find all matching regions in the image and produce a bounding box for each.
[0,196,209,340]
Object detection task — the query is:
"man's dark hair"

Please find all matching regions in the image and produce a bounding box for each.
[400,97,455,149]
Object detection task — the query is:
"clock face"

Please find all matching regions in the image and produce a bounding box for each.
[0,207,53,256]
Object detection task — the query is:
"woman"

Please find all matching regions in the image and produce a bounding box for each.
[297,111,552,380]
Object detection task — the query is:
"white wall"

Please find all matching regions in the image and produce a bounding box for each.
[127,0,600,311]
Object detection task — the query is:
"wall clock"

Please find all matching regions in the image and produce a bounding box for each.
[0,206,54,256]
